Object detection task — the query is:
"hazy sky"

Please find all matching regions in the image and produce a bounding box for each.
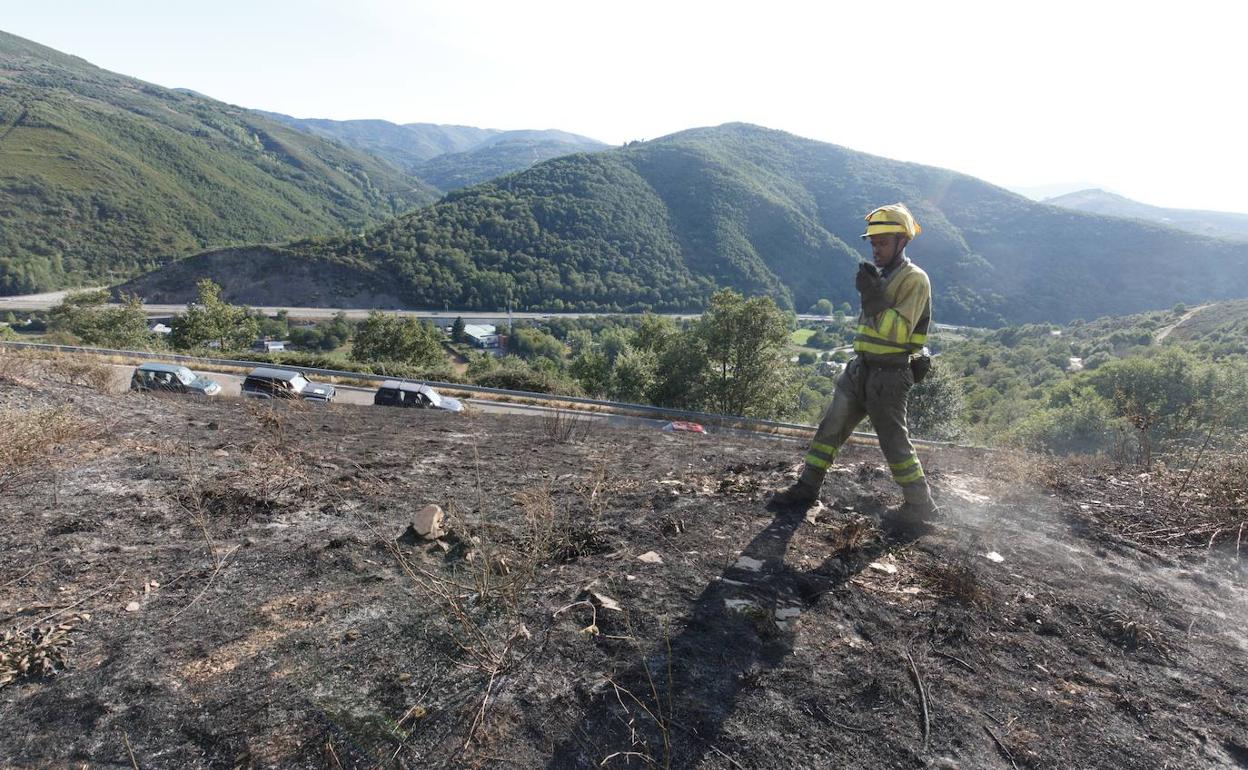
[5,1,1245,212]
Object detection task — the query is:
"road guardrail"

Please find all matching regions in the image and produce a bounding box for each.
[0,340,965,448]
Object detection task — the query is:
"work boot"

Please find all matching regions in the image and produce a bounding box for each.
[881,489,941,530]
[768,468,823,511]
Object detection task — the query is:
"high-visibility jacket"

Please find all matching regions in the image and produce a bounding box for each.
[853,256,931,366]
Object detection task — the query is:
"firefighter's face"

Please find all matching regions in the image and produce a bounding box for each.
[869,234,907,267]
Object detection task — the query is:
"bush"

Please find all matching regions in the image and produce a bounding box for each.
[1010,396,1119,454]
[227,351,464,384]
[907,363,966,441]
[472,365,582,396]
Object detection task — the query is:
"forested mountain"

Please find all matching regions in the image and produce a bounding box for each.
[127,123,1248,325]
[259,112,607,190]
[254,113,497,169]
[414,132,610,191]
[1045,189,1248,242]
[0,30,435,294]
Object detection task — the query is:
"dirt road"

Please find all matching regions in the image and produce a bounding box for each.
[1155,304,1211,343]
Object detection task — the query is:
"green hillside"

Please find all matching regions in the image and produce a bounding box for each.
[262,112,608,191]
[0,30,435,294]
[414,134,609,191]
[255,113,498,170]
[123,123,1248,325]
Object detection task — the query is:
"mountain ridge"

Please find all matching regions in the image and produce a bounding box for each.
[1044,188,1248,242]
[258,111,608,190]
[0,29,436,294]
[124,122,1248,325]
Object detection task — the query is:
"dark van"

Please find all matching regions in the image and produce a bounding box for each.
[374,380,463,412]
[241,367,336,402]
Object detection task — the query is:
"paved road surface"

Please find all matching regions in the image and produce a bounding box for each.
[107,364,692,435]
[0,290,978,335]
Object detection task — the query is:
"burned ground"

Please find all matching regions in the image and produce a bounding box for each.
[1,355,1246,769]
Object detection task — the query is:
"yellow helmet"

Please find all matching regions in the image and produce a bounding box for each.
[861,203,921,240]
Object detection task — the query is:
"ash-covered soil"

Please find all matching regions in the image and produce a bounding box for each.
[2,366,1246,769]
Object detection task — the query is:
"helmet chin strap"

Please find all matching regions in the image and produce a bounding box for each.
[883,237,907,271]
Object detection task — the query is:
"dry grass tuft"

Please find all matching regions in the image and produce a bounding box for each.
[541,409,593,444]
[919,558,988,606]
[0,349,115,391]
[0,623,74,688]
[825,516,881,554]
[47,356,115,391]
[1095,608,1174,660]
[0,407,93,495]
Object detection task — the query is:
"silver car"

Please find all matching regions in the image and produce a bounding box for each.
[131,363,222,396]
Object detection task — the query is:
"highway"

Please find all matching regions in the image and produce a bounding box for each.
[107,363,690,435]
[0,289,977,333]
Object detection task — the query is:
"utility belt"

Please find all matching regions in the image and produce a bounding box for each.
[857,353,932,383]
[856,355,910,370]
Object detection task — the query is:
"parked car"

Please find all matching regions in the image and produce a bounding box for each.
[130,363,221,396]
[241,367,335,402]
[661,420,706,434]
[374,380,464,412]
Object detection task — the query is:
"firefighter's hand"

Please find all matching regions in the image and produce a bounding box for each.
[856,263,888,315]
[855,262,881,294]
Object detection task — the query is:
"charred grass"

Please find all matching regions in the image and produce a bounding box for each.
[1023,450,1248,557]
[3,367,1248,769]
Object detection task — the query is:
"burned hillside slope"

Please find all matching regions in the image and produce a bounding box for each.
[1,356,1246,769]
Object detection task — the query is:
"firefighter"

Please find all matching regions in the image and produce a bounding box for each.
[771,203,938,526]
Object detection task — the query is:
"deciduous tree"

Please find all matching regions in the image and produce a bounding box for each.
[351,312,444,367]
[169,280,259,351]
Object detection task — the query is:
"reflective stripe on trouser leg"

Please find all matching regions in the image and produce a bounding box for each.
[889,454,924,484]
[863,365,933,504]
[804,440,838,471]
[804,360,869,478]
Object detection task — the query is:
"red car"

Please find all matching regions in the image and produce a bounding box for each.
[662,421,706,434]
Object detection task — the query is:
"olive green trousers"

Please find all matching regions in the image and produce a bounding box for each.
[799,357,934,506]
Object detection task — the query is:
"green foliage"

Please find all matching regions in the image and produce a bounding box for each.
[569,348,611,397]
[610,347,657,404]
[218,123,1248,325]
[287,313,353,353]
[261,113,605,189]
[413,136,608,191]
[48,289,151,348]
[634,314,678,353]
[471,357,581,395]
[508,327,566,366]
[169,279,259,351]
[929,302,1248,456]
[350,312,444,367]
[809,299,834,316]
[649,332,710,411]
[906,363,966,441]
[229,350,462,384]
[451,316,467,343]
[696,289,797,417]
[806,328,846,350]
[0,30,432,293]
[254,309,289,340]
[1010,395,1119,455]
